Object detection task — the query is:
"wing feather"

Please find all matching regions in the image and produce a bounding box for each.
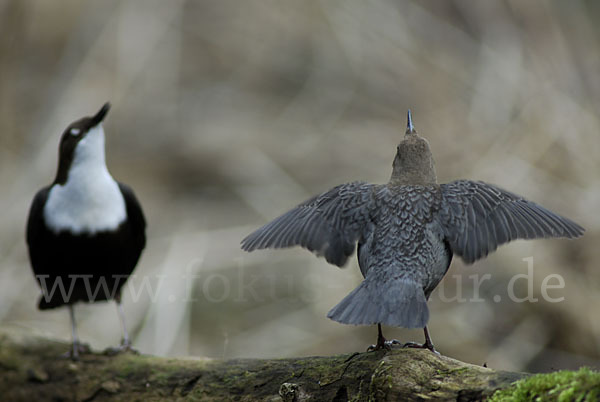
[440,180,584,264]
[241,182,377,267]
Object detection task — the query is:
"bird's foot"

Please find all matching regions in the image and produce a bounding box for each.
[62,342,91,361]
[367,339,402,352]
[402,341,439,355]
[103,341,139,356]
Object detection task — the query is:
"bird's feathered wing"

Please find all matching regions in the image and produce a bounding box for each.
[439,180,584,264]
[26,186,51,258]
[241,182,377,267]
[118,182,147,253]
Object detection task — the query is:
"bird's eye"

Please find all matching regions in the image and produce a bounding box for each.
[70,128,81,136]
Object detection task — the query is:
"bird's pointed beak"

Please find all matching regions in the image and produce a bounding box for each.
[406,109,415,135]
[90,102,111,127]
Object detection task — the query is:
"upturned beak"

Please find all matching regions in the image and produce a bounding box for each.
[406,109,415,135]
[90,102,111,126]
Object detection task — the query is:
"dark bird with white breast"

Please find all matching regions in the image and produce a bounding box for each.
[241,110,584,352]
[26,103,146,359]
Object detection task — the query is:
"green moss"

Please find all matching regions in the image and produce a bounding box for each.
[489,367,600,402]
[368,360,393,401]
[349,379,366,402]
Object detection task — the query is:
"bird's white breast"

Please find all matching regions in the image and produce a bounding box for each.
[43,125,126,235]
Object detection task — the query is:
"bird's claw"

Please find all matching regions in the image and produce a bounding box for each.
[103,342,139,356]
[367,339,402,352]
[402,341,439,355]
[62,342,91,360]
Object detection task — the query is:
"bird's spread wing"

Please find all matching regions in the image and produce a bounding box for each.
[241,182,377,267]
[439,180,584,264]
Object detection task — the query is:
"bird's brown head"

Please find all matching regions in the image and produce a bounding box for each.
[390,110,437,185]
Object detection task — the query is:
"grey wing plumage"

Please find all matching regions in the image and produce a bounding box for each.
[439,180,584,264]
[241,182,376,267]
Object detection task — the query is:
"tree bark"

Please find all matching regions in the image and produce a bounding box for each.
[0,329,524,401]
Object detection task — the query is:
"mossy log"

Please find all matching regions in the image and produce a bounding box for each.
[0,329,525,401]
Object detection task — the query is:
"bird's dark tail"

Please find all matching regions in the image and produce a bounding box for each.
[327,274,429,328]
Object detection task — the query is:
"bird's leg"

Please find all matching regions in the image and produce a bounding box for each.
[402,326,439,354]
[373,323,387,351]
[116,293,131,349]
[423,326,438,353]
[104,293,138,355]
[63,305,90,360]
[69,304,79,359]
[367,324,402,351]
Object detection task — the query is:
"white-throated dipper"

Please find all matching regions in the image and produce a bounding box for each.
[26,103,146,359]
[241,110,584,352]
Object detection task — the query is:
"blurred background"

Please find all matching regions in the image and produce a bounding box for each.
[0,0,599,373]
